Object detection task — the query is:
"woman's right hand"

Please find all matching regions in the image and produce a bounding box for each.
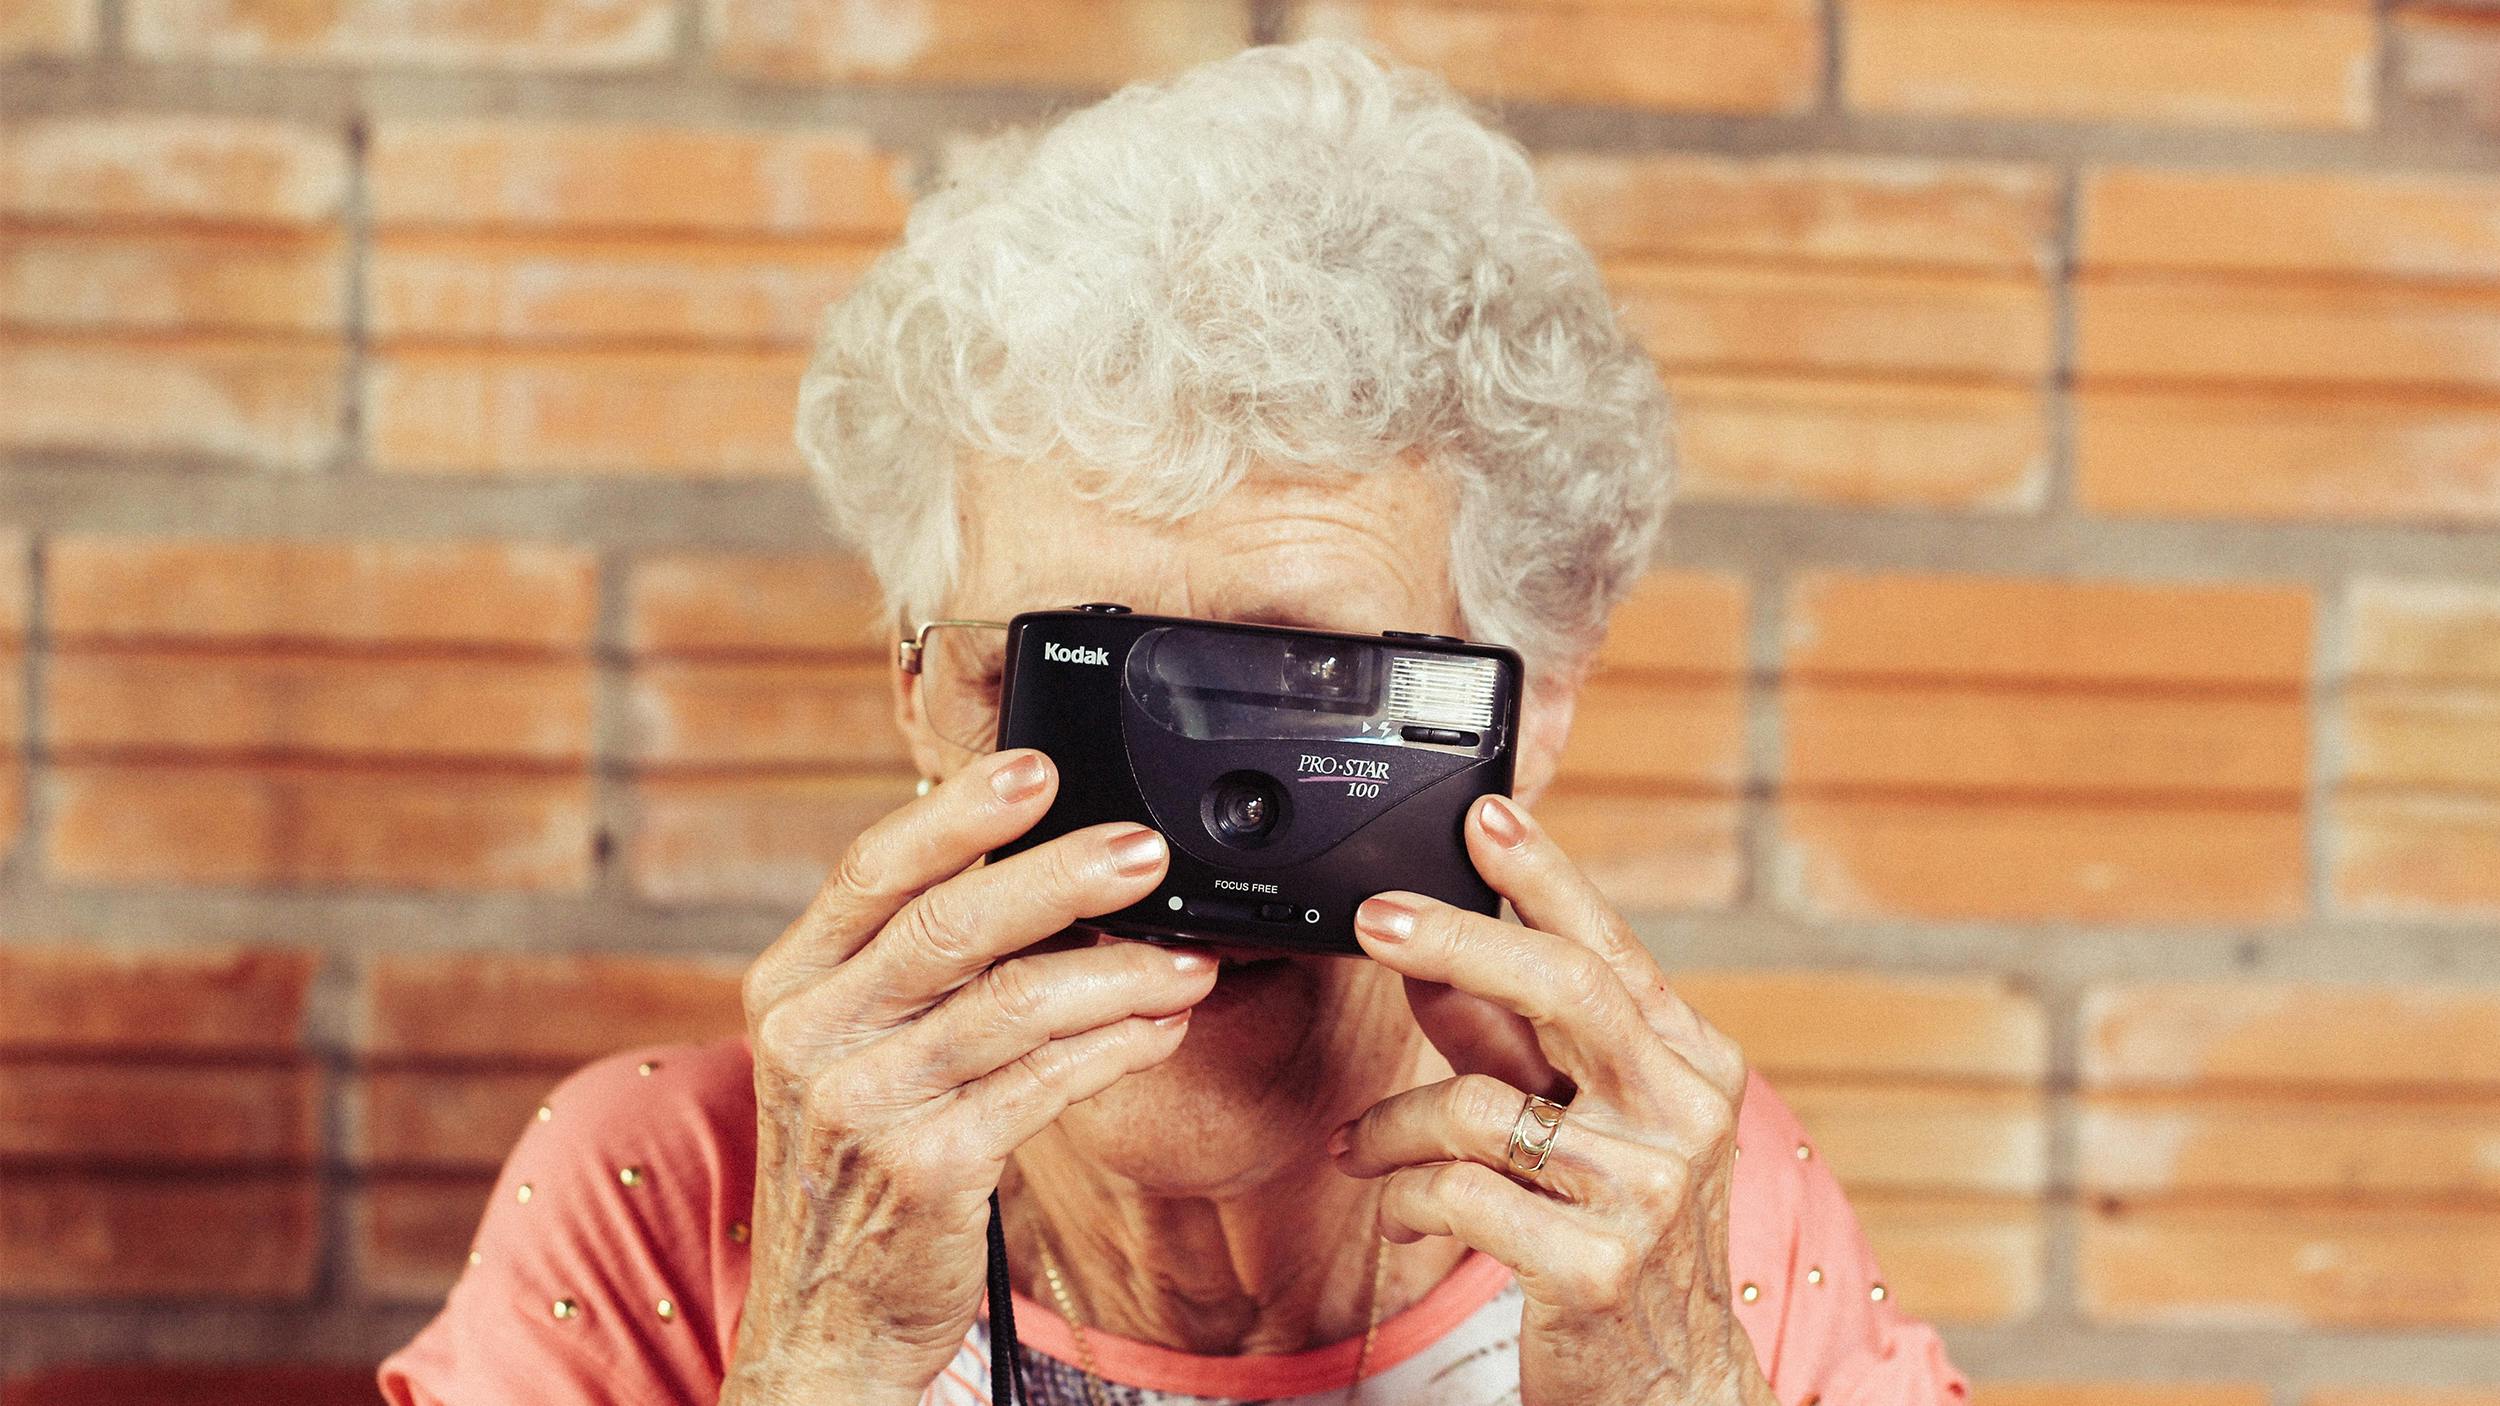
[723,748,1216,1405]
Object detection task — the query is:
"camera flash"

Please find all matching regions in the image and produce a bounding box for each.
[1387,654,1499,731]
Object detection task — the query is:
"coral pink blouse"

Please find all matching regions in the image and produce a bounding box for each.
[379,1038,1966,1405]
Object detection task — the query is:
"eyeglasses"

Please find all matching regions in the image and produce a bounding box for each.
[897,619,1012,756]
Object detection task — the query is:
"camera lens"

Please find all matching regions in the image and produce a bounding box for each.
[1202,770,1288,849]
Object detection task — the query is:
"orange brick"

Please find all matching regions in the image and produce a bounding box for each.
[0,229,347,334]
[127,0,675,68]
[1785,573,2315,689]
[0,1065,319,1167]
[2077,388,2500,525]
[366,121,907,237]
[351,1069,553,1171]
[1980,1386,2268,1406]
[1290,0,1820,114]
[2311,1394,2500,1406]
[1778,797,2308,924]
[2343,690,2500,794]
[627,660,905,770]
[1852,1193,2043,1324]
[0,1175,318,1299]
[1555,675,1744,789]
[1787,686,2306,800]
[2394,4,2500,133]
[1779,1084,2047,1196]
[48,653,593,763]
[2081,278,2500,393]
[707,0,1246,86]
[2348,579,2500,686]
[370,232,875,345]
[627,771,932,905]
[2082,166,2500,282]
[2334,580,2500,917]
[0,116,345,226]
[1595,570,1749,677]
[2083,984,2500,1091]
[360,953,744,1062]
[1846,0,2378,130]
[1538,155,2054,509]
[1531,790,1742,912]
[46,537,597,650]
[1778,574,2310,922]
[1614,263,2051,381]
[2080,1094,2500,1199]
[2332,793,2500,917]
[363,346,807,477]
[625,552,885,658]
[352,1177,488,1301]
[47,764,594,891]
[1666,376,2049,510]
[1678,971,2048,1082]
[0,945,314,1057]
[2081,1203,2500,1327]
[0,0,96,54]
[1537,153,2058,272]
[0,338,345,466]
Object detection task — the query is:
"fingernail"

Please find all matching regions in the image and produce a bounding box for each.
[1152,1009,1192,1028]
[1477,794,1529,850]
[1108,827,1168,875]
[1326,1122,1352,1158]
[1355,896,1417,944]
[992,753,1048,803]
[1169,949,1216,975]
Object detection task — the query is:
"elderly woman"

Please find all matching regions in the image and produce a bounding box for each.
[382,39,1964,1406]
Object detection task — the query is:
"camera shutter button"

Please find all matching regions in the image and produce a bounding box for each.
[1382,629,1461,643]
[1256,902,1297,923]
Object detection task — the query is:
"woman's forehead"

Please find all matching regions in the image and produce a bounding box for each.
[952,461,1460,633]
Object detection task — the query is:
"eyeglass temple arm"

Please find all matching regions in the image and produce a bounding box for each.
[896,619,1011,676]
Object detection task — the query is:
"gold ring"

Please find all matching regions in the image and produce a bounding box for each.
[1505,1093,1567,1178]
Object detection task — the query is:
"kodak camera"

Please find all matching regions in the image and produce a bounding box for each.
[989,605,1523,956]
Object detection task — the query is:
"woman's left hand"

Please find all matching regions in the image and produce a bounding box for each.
[1332,793,1779,1406]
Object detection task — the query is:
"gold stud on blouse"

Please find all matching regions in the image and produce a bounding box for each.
[516,1183,534,1205]
[536,1105,552,1122]
[1806,1267,1823,1285]
[552,1297,579,1320]
[655,1297,676,1322]
[1739,1283,1760,1303]
[729,1220,750,1244]
[1795,1143,1812,1160]
[1870,1283,1888,1302]
[637,1061,658,1077]
[468,1250,483,1267]
[619,1166,645,1188]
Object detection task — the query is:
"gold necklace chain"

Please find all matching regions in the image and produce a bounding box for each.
[1029,1217,1389,1406]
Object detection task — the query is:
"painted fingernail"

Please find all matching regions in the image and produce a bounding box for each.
[992,753,1049,803]
[1169,949,1216,975]
[1326,1122,1353,1158]
[1108,827,1168,875]
[1355,896,1417,944]
[1477,794,1529,850]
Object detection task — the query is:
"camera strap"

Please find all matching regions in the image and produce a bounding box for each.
[988,1188,1029,1404]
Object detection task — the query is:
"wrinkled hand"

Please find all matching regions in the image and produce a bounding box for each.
[727,749,1217,1406]
[1332,795,1776,1406]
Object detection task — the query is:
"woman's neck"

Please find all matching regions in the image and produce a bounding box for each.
[1001,1047,1469,1356]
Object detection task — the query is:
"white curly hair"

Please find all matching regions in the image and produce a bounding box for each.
[795,38,1672,683]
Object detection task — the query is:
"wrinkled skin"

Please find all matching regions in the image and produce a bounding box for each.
[724,461,1775,1406]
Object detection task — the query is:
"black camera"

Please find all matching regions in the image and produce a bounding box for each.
[988,605,1523,956]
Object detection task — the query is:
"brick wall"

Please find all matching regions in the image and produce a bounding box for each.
[4,3,2498,1403]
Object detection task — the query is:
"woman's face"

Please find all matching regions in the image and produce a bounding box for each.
[891,459,1574,1197]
